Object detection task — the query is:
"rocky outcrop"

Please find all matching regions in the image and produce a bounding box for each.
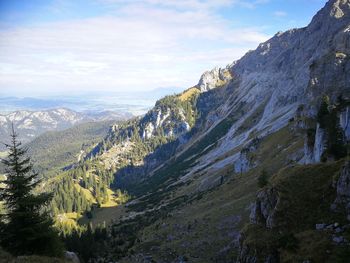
[140,107,190,140]
[302,137,315,164]
[301,124,327,164]
[234,153,251,174]
[340,106,350,141]
[234,139,260,174]
[237,243,258,263]
[65,251,80,263]
[197,67,232,92]
[332,161,350,221]
[313,123,327,162]
[250,188,279,229]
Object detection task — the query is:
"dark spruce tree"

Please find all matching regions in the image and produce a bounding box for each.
[0,125,63,256]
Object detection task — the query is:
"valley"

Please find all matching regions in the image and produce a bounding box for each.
[1,0,350,262]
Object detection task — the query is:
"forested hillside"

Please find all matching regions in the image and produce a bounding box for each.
[27,121,115,176]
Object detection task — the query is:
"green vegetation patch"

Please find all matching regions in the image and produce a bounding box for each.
[27,121,113,177]
[271,161,346,231]
[241,160,350,262]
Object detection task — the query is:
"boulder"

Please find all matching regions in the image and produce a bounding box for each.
[64,251,80,263]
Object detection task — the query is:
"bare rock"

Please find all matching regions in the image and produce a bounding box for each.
[250,188,279,229]
[64,251,80,263]
[197,67,232,92]
[332,162,350,221]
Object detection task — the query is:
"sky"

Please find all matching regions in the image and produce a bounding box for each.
[0,0,328,97]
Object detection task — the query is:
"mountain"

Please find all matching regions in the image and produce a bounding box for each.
[100,0,350,193]
[0,108,132,151]
[65,1,349,261]
[14,0,350,262]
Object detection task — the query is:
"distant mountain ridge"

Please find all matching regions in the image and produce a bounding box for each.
[0,108,132,150]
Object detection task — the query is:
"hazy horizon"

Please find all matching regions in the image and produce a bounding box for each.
[1,0,327,98]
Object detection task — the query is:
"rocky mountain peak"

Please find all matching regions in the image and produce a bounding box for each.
[329,0,350,18]
[308,0,350,32]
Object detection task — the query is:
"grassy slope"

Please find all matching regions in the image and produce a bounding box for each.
[89,121,305,262]
[79,205,127,227]
[178,87,200,102]
[241,160,350,262]
[132,124,304,262]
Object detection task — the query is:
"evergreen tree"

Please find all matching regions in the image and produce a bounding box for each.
[0,125,63,256]
[258,169,268,188]
[326,110,347,160]
[316,96,347,161]
[317,95,330,129]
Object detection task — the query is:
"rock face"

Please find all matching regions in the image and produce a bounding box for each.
[197,67,232,92]
[234,153,251,174]
[237,244,258,263]
[333,161,350,221]
[140,107,190,140]
[313,123,327,162]
[302,104,350,164]
[234,140,259,174]
[64,251,80,263]
[250,188,279,229]
[340,106,350,141]
[302,136,315,164]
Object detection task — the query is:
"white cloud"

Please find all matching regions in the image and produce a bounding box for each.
[274,11,287,17]
[0,1,270,96]
[98,0,269,10]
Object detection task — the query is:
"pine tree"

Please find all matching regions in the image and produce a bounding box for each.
[327,110,347,160]
[317,95,330,128]
[258,169,268,188]
[0,125,63,256]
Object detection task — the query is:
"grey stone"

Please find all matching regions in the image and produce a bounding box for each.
[333,236,344,244]
[316,223,326,230]
[332,162,350,220]
[327,224,334,230]
[197,67,232,92]
[335,227,344,233]
[340,106,350,141]
[313,124,327,163]
[64,251,80,263]
[250,188,278,228]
